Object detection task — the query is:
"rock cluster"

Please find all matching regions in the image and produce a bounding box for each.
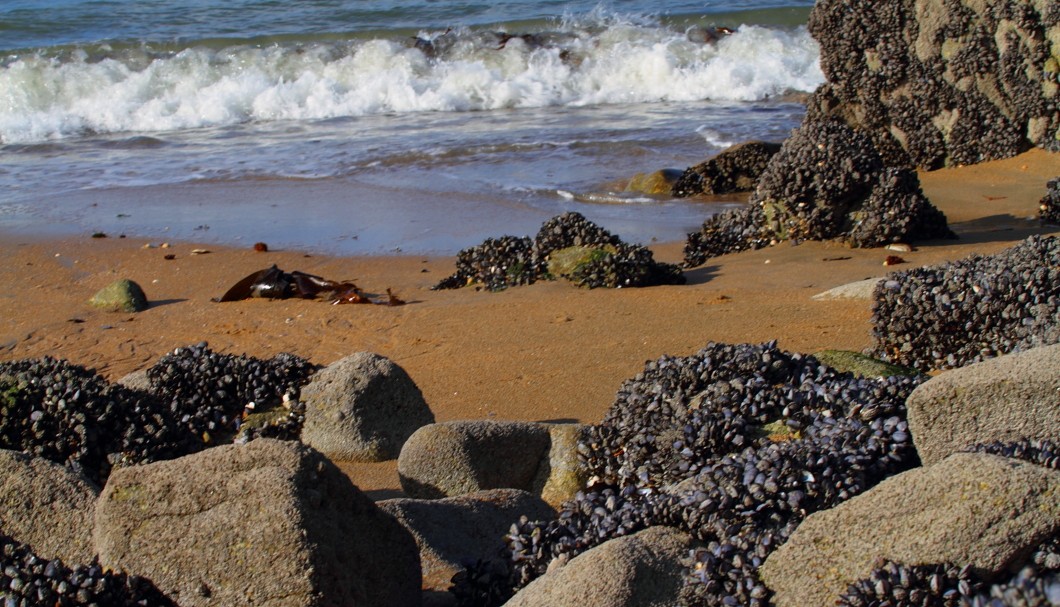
[1043,177,1060,225]
[434,212,684,291]
[453,342,925,606]
[671,141,781,198]
[806,0,1060,167]
[871,235,1060,371]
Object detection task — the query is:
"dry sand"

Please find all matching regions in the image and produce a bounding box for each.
[1,148,1056,497]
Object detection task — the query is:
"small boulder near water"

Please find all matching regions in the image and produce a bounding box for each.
[906,343,1060,466]
[94,439,421,607]
[0,449,99,564]
[398,420,551,499]
[761,452,1060,607]
[503,526,694,607]
[88,278,148,312]
[672,140,781,198]
[300,352,435,462]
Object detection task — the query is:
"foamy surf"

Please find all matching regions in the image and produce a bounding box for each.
[0,16,821,144]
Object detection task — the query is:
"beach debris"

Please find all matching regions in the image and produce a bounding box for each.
[91,232,107,238]
[885,243,912,253]
[217,264,405,305]
[253,241,269,252]
[882,255,905,266]
[872,235,1060,371]
[164,254,175,260]
[88,278,148,313]
[433,212,684,291]
[190,248,210,255]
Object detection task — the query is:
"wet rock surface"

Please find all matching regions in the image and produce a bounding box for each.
[95,438,422,607]
[434,212,684,291]
[300,352,434,462]
[0,450,98,565]
[807,0,1059,167]
[871,235,1060,371]
[906,344,1060,466]
[671,141,781,198]
[760,452,1060,607]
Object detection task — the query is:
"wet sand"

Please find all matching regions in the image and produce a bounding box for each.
[0,148,1056,497]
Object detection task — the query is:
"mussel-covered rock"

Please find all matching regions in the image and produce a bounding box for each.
[871,235,1060,371]
[434,212,684,291]
[672,141,782,198]
[0,357,197,485]
[145,342,318,443]
[0,533,176,607]
[453,342,924,607]
[1042,177,1060,226]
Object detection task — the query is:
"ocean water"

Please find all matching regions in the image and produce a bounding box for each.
[0,0,820,254]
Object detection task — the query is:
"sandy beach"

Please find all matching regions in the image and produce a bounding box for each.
[1,148,1056,497]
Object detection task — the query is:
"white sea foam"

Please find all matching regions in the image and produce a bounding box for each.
[0,22,822,143]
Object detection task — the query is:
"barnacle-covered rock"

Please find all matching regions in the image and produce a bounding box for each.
[434,213,684,290]
[682,204,771,267]
[845,168,956,248]
[672,141,782,198]
[872,236,1060,371]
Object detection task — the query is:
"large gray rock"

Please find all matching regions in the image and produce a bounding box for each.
[94,439,421,607]
[379,489,555,593]
[907,344,1060,466]
[398,421,551,499]
[0,449,99,563]
[761,452,1060,607]
[88,278,148,312]
[503,526,694,607]
[301,352,435,462]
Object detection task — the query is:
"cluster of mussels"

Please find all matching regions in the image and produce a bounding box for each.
[453,342,924,607]
[433,212,684,291]
[872,235,1060,371]
[1042,178,1059,226]
[0,357,196,485]
[0,344,318,484]
[671,141,781,198]
[837,438,1060,607]
[682,119,953,268]
[0,534,176,607]
[145,342,318,443]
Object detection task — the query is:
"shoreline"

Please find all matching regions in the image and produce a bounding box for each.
[1,148,1057,496]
